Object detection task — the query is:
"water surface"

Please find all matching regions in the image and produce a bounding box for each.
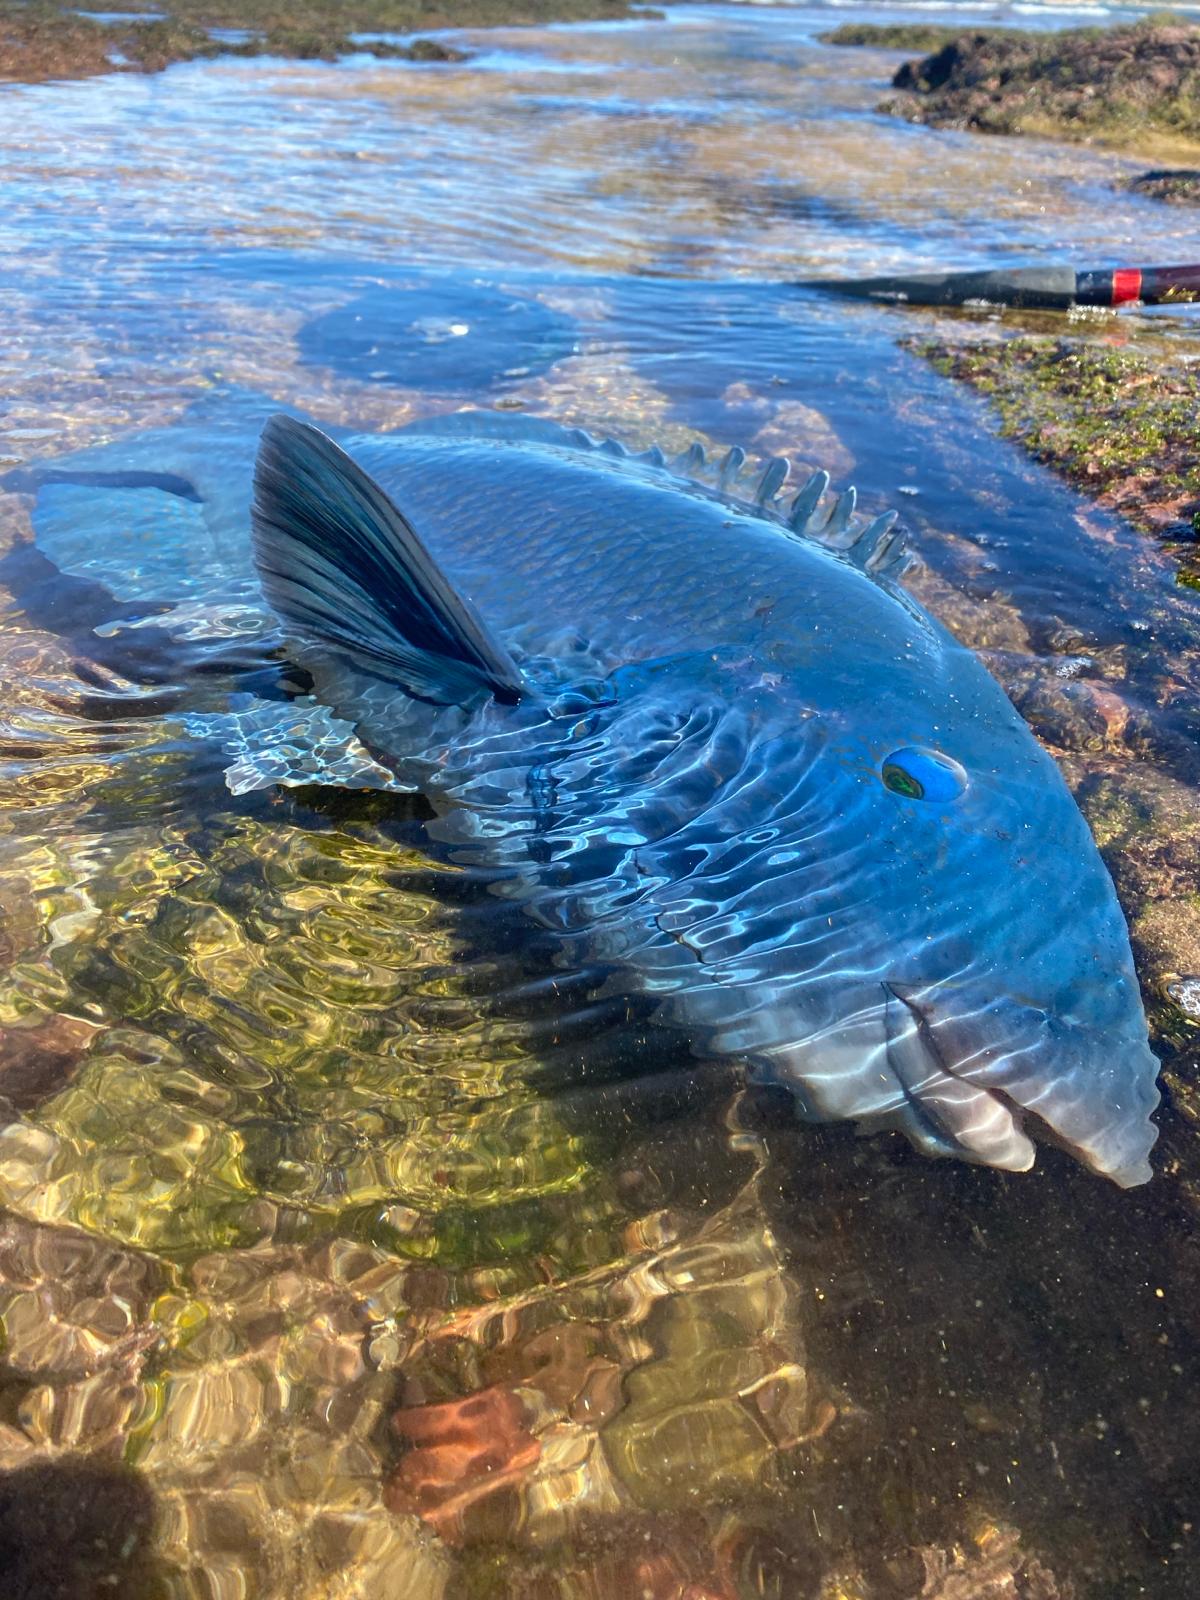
[1,7,1199,1597]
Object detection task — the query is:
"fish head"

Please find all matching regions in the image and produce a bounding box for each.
[640,653,1160,1187]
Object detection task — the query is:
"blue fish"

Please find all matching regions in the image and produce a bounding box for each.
[243,411,1159,1186]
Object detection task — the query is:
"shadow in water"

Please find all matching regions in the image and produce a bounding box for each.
[757,1101,1200,1599]
[0,1459,167,1600]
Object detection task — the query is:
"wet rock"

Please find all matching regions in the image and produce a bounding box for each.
[1127,169,1200,206]
[910,336,1200,545]
[1075,764,1200,995]
[0,9,119,82]
[0,0,646,85]
[1133,904,1200,1002]
[1008,676,1138,756]
[884,21,1200,152]
[256,28,466,63]
[403,38,465,63]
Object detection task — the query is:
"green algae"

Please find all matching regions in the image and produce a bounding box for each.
[820,23,984,54]
[0,0,651,84]
[883,17,1200,157]
[911,336,1200,542]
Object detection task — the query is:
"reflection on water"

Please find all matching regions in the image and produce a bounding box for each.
[0,4,1199,1597]
[299,278,580,391]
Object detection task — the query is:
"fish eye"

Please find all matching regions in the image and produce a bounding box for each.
[881,746,967,802]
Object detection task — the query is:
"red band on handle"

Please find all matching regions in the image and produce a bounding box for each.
[1111,267,1143,305]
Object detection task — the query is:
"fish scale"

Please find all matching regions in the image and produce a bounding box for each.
[9,406,1160,1186]
[246,411,1160,1188]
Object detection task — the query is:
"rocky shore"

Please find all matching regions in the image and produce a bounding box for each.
[818,22,969,54]
[1127,167,1200,204]
[834,18,1200,156]
[905,332,1200,1051]
[911,336,1200,550]
[0,0,652,82]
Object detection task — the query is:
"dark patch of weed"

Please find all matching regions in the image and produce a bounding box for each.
[0,0,644,83]
[820,22,991,54]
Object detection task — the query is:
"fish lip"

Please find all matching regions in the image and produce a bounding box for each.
[882,980,1036,1172]
[883,980,1158,1186]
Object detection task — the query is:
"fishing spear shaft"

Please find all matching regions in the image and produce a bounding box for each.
[803,262,1200,311]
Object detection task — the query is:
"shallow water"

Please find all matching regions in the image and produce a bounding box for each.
[1,6,1199,1597]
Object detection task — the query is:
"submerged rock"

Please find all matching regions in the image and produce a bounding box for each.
[298,281,580,395]
[0,1212,162,1387]
[0,1013,102,1117]
[0,809,606,1258]
[383,1143,841,1566]
[902,1524,1072,1599]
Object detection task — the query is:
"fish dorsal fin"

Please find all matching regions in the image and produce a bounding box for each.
[788,469,829,531]
[252,414,525,707]
[755,456,789,506]
[662,438,910,583]
[400,410,909,585]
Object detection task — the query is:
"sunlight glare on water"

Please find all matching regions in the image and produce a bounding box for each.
[0,5,1199,1597]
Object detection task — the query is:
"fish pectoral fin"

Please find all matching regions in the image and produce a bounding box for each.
[251,413,525,708]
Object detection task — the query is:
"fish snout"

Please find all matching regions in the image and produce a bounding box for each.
[885,981,1160,1187]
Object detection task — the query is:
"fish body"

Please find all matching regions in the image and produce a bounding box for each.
[247,412,1159,1186]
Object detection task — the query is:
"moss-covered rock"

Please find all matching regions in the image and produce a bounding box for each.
[0,0,647,84]
[820,23,985,55]
[883,19,1200,154]
[1127,166,1200,204]
[255,28,466,63]
[911,336,1200,542]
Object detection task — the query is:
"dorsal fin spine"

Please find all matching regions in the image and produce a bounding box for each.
[756,457,789,505]
[788,470,830,533]
[719,446,746,489]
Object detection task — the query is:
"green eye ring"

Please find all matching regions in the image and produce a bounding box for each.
[883,762,925,799]
[881,746,967,803]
